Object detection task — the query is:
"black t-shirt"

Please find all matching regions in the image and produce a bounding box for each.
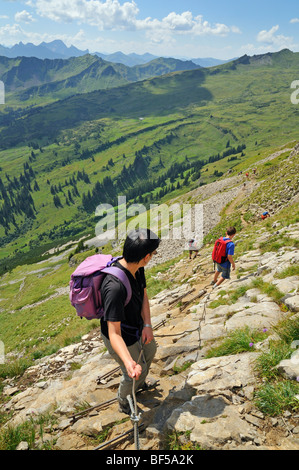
[100,261,146,346]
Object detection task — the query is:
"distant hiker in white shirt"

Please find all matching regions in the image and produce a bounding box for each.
[188,238,199,260]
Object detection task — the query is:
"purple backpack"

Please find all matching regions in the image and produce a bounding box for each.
[69,254,132,320]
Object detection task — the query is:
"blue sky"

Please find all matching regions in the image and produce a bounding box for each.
[0,0,298,59]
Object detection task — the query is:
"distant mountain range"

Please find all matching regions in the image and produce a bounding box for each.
[0,54,205,106]
[0,40,233,68]
[0,40,88,61]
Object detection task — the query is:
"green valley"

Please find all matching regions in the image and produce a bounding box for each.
[0,48,298,273]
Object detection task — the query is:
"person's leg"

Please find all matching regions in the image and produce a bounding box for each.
[101,333,130,409]
[133,339,157,391]
[101,334,157,409]
[215,266,231,287]
[122,339,157,395]
[215,276,225,287]
[213,264,222,283]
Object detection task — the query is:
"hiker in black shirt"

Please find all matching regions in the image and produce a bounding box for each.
[100,228,160,414]
[101,263,146,346]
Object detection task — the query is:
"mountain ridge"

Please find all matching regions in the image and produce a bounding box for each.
[1,48,298,148]
[0,40,233,67]
[0,40,88,60]
[0,53,202,103]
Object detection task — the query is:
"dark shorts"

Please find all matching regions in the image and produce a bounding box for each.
[216,263,231,279]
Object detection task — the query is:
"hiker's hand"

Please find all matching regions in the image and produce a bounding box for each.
[142,326,154,345]
[126,360,142,380]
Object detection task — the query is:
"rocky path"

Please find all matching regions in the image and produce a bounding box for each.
[2,220,299,451]
[147,173,259,269]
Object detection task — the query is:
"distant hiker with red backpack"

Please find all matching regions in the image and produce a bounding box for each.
[261,211,270,220]
[211,227,237,288]
[100,228,160,414]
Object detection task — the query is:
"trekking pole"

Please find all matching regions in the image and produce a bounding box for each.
[126,340,145,450]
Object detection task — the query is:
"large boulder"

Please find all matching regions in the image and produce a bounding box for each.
[166,395,258,449]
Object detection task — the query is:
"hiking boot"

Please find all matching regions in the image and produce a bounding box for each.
[210,281,216,286]
[137,377,158,392]
[138,382,151,392]
[118,400,131,415]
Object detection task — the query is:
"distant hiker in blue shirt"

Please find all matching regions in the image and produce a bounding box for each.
[211,227,236,288]
[261,211,270,220]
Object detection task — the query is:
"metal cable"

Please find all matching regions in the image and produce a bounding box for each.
[197,289,211,349]
[154,327,199,338]
[94,424,145,450]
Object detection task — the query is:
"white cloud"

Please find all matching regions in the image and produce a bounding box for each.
[32,0,140,29]
[257,25,292,47]
[15,10,36,23]
[257,25,278,44]
[162,11,195,32]
[192,16,230,36]
[0,23,26,45]
[0,1,242,55]
[231,25,242,34]
[290,18,299,24]
[239,39,299,57]
[240,43,274,55]
[30,0,240,38]
[0,23,86,48]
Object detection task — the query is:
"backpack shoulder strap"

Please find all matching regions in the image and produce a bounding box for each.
[101,266,132,306]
